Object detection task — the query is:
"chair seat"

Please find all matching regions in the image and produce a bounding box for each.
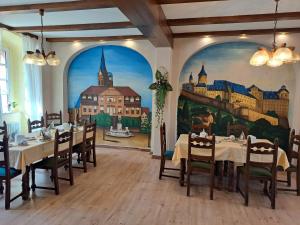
[33,157,68,169]
[191,161,211,170]
[164,150,174,160]
[239,166,272,178]
[0,167,21,178]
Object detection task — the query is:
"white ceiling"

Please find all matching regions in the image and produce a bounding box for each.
[32,28,142,38]
[162,0,300,19]
[0,0,77,6]
[172,20,300,33]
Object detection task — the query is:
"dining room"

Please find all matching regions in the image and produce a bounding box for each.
[0,0,300,225]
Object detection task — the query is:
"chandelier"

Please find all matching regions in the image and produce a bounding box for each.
[250,0,300,67]
[23,9,60,66]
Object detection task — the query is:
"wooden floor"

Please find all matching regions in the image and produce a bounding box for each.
[0,148,300,225]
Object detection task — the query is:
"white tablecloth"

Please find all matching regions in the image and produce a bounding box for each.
[173,134,289,170]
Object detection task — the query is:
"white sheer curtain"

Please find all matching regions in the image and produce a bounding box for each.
[22,35,43,120]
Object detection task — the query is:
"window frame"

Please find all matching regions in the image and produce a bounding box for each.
[0,48,11,114]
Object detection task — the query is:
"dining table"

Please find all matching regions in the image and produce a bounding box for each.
[173,134,290,191]
[3,126,85,200]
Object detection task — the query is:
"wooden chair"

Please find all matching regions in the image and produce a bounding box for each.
[159,123,179,179]
[187,133,216,200]
[0,121,7,136]
[191,123,212,135]
[227,122,249,137]
[278,129,300,195]
[72,122,97,172]
[31,128,74,195]
[0,133,23,209]
[236,137,279,209]
[45,110,62,127]
[28,116,44,133]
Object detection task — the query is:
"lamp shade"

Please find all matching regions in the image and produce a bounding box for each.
[46,52,60,66]
[267,52,283,67]
[34,50,46,66]
[273,46,293,62]
[23,51,37,64]
[250,48,270,66]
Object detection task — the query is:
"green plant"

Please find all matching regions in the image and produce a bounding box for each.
[149,67,173,126]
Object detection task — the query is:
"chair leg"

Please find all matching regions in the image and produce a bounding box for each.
[271,180,276,209]
[82,151,87,173]
[31,167,36,192]
[0,180,3,194]
[186,165,191,196]
[92,147,97,167]
[287,171,292,187]
[244,178,249,206]
[297,166,300,196]
[53,169,59,195]
[69,161,74,186]
[263,181,268,195]
[5,180,11,210]
[159,158,165,180]
[236,168,240,192]
[210,165,215,200]
[77,152,81,164]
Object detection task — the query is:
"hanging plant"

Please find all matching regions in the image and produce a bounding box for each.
[149,67,173,126]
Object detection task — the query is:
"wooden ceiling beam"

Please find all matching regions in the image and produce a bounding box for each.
[173,27,300,38]
[114,0,173,47]
[0,0,115,14]
[0,22,39,39]
[12,22,134,33]
[46,35,145,42]
[168,12,300,26]
[159,0,228,4]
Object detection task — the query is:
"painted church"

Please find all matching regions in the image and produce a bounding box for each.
[79,49,149,119]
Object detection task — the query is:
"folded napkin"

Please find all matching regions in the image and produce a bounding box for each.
[199,129,208,138]
[247,135,257,143]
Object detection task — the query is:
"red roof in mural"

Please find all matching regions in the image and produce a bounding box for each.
[81,86,107,95]
[115,87,140,97]
[81,86,140,97]
[141,107,150,114]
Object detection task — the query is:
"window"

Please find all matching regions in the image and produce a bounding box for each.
[82,95,86,99]
[93,96,97,101]
[83,107,87,113]
[130,97,134,103]
[0,50,9,113]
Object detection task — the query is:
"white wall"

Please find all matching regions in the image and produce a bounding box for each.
[44,34,300,155]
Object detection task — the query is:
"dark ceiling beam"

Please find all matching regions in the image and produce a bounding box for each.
[173,27,300,38]
[114,0,173,47]
[159,0,228,4]
[12,22,134,33]
[46,35,145,42]
[168,12,300,26]
[0,0,115,14]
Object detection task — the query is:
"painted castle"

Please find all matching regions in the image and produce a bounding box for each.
[182,65,289,126]
[79,49,149,123]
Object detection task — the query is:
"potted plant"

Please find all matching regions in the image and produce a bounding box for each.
[149,67,173,126]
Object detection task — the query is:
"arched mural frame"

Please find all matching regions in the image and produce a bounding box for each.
[175,40,293,150]
[63,44,155,149]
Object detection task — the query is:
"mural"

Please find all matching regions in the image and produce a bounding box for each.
[68,45,152,148]
[178,42,294,149]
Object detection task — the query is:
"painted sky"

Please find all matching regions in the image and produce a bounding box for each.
[68,45,153,110]
[180,41,295,92]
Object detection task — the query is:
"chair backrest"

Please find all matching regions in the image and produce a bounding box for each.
[160,122,167,158]
[188,133,216,163]
[191,124,212,135]
[288,129,300,163]
[28,117,44,133]
[0,121,7,136]
[82,121,96,148]
[54,127,73,159]
[227,122,249,137]
[245,137,279,175]
[46,110,62,127]
[0,134,10,178]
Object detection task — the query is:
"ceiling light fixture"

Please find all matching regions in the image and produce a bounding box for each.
[23,9,60,66]
[250,0,299,67]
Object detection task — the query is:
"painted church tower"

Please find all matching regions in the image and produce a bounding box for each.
[98,49,113,87]
[194,65,208,95]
